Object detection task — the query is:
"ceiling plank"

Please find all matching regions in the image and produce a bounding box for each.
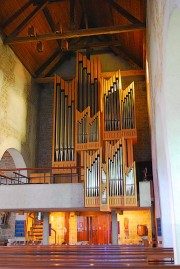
[70,0,75,30]
[80,0,89,29]
[2,1,32,29]
[9,1,48,37]
[104,0,143,24]
[5,23,145,44]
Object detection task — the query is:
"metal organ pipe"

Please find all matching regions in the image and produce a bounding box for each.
[55,83,60,162]
[125,166,135,196]
[86,155,100,197]
[54,78,75,163]
[103,77,121,132]
[108,145,123,197]
[121,87,135,130]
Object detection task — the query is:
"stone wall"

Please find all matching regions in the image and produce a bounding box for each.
[117,209,152,245]
[37,84,53,168]
[0,36,39,167]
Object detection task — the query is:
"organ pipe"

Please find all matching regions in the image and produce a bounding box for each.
[53,75,75,167]
[53,53,137,209]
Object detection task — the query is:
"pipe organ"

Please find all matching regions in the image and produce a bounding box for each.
[52,75,76,174]
[52,52,137,210]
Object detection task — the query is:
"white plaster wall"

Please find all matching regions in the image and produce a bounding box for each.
[163,8,180,263]
[147,0,180,263]
[0,183,84,211]
[139,181,151,207]
[146,0,172,247]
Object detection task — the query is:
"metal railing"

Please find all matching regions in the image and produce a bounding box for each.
[0,166,84,185]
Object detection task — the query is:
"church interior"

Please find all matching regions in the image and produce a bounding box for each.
[0,0,180,266]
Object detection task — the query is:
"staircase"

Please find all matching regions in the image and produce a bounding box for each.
[29,220,43,242]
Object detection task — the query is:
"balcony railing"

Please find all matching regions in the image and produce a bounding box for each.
[0,166,84,185]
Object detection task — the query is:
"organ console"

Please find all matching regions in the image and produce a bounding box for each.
[52,52,137,209]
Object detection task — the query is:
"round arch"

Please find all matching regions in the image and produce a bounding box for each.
[0,148,27,178]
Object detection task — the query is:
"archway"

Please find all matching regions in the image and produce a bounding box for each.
[0,148,27,242]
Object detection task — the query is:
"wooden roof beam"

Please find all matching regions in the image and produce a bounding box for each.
[43,6,62,47]
[9,1,48,37]
[2,1,32,29]
[104,0,143,24]
[69,40,121,50]
[35,50,66,77]
[5,23,145,44]
[45,52,73,77]
[34,69,145,84]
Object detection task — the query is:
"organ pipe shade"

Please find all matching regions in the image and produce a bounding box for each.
[54,77,75,163]
[53,53,137,209]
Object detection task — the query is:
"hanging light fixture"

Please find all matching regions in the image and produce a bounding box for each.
[61,39,69,51]
[36,41,43,53]
[28,25,35,37]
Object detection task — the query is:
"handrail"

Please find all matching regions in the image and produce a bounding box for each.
[13,171,29,179]
[0,172,25,184]
[51,228,57,245]
[0,166,84,185]
[0,166,83,172]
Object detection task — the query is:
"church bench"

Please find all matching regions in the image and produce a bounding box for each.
[0,245,175,267]
[1,245,174,262]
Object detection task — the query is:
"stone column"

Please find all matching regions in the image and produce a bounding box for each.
[43,212,49,245]
[111,211,118,245]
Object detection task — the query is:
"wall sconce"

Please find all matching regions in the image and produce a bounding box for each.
[61,39,68,51]
[36,41,43,53]
[55,22,62,34]
[28,25,35,37]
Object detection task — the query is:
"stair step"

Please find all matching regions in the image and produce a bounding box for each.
[28,219,43,242]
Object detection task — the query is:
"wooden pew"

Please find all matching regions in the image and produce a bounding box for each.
[0,245,177,269]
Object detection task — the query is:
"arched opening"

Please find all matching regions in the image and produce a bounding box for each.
[0,149,27,243]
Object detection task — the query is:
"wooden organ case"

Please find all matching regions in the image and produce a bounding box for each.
[52,53,137,210]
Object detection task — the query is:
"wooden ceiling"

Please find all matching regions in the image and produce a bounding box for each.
[0,0,146,79]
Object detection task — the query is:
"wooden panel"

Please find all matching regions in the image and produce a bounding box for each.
[29,173,51,184]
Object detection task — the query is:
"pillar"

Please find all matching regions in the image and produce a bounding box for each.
[111,211,118,245]
[43,212,49,245]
